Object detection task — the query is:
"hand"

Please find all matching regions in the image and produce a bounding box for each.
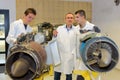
[13,41,17,44]
[53,30,58,37]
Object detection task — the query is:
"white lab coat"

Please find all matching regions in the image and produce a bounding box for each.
[75,21,95,70]
[6,19,32,54]
[76,21,95,31]
[54,24,77,74]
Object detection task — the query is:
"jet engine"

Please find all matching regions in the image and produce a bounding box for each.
[80,32,119,72]
[5,33,48,80]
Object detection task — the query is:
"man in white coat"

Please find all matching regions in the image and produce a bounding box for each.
[53,13,77,80]
[74,9,100,80]
[6,8,36,56]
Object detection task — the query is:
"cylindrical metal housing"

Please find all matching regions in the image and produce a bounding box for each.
[6,41,47,80]
[80,36,119,72]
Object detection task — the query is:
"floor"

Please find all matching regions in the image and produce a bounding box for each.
[0,68,120,80]
[0,73,77,80]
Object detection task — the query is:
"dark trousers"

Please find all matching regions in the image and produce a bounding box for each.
[54,71,72,80]
[76,75,84,80]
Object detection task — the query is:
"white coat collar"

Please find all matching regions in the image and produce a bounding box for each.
[63,24,74,29]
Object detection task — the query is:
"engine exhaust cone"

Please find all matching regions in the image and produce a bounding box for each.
[11,58,29,77]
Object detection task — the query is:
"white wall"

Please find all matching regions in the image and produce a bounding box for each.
[0,0,16,23]
[92,0,120,69]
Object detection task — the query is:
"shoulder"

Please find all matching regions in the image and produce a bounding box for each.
[86,21,94,27]
[84,21,94,30]
[86,21,101,33]
[57,24,65,30]
[11,19,22,25]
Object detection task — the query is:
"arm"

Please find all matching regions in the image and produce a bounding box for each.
[53,30,58,37]
[6,22,17,45]
[94,26,101,33]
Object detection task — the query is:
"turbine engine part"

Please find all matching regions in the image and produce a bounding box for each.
[80,33,119,72]
[5,41,47,80]
[37,22,54,43]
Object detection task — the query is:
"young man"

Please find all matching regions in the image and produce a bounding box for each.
[6,8,36,55]
[74,9,100,80]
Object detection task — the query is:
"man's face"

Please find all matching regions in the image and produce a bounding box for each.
[24,13,36,24]
[75,13,83,24]
[65,14,74,26]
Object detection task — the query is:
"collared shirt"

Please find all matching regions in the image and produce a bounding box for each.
[24,24,27,30]
[66,25,72,31]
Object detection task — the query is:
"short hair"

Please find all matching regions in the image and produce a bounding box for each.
[24,8,36,16]
[65,12,74,19]
[75,10,86,18]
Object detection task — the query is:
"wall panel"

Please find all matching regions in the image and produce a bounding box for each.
[16,0,92,25]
